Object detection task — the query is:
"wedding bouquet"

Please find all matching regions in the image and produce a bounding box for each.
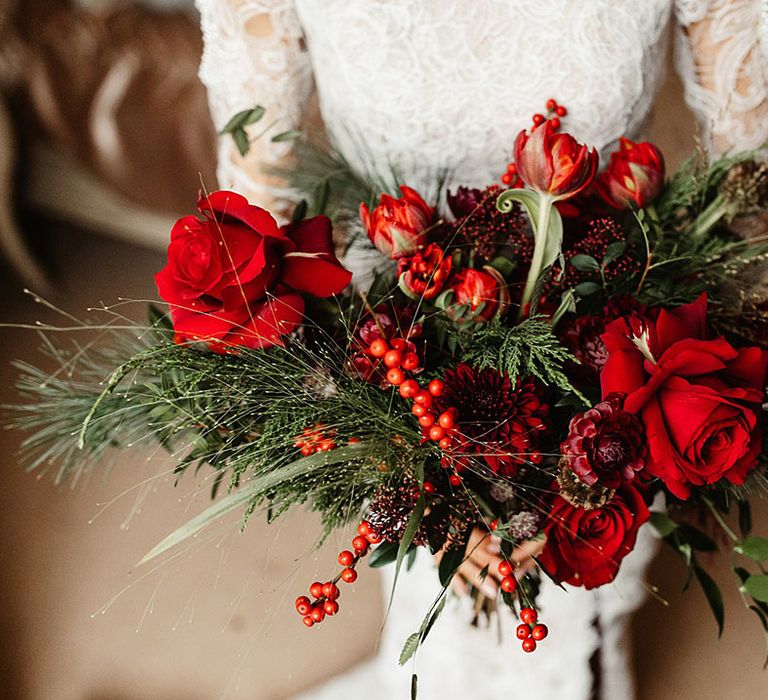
[12,99,768,680]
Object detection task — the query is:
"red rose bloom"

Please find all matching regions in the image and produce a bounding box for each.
[360,185,433,259]
[594,137,665,209]
[155,190,351,351]
[539,485,650,589]
[514,119,599,200]
[601,293,768,498]
[446,267,509,324]
[398,244,452,300]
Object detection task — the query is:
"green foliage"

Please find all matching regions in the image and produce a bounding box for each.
[459,317,587,404]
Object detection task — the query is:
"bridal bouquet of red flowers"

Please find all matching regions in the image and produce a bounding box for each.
[12,99,768,678]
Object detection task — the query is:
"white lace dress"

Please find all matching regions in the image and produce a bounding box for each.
[194,1,768,698]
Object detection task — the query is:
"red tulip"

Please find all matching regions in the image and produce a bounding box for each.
[594,137,665,209]
[446,267,509,324]
[360,186,433,259]
[398,244,452,300]
[514,120,598,201]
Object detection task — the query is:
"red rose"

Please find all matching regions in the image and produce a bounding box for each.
[398,244,452,301]
[514,119,598,200]
[594,137,665,209]
[444,267,509,325]
[601,294,768,498]
[155,190,351,351]
[539,485,650,589]
[360,186,433,259]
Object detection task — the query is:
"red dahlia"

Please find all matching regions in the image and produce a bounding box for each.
[436,364,549,475]
[562,314,609,375]
[561,394,645,490]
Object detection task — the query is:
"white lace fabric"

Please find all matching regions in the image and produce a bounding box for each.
[194,1,768,697]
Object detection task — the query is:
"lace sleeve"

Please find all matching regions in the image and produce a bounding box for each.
[195,0,313,205]
[675,0,768,155]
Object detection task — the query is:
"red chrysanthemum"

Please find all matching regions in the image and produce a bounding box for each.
[435,364,549,476]
[561,394,646,490]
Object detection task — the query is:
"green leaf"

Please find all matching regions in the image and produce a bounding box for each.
[738,500,753,539]
[742,575,768,603]
[650,511,678,538]
[291,199,308,223]
[438,547,465,587]
[677,523,716,552]
[570,254,600,272]
[411,674,418,700]
[219,106,265,134]
[232,129,250,157]
[385,494,426,618]
[368,541,400,568]
[399,633,420,665]
[693,564,724,637]
[735,535,768,562]
[271,129,302,143]
[139,442,373,565]
[574,281,601,296]
[603,240,627,265]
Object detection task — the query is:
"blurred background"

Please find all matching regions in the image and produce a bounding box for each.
[0,1,767,699]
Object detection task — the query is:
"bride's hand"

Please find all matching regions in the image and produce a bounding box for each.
[435,527,545,598]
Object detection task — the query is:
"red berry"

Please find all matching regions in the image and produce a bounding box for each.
[357,521,371,537]
[303,615,314,628]
[501,173,512,185]
[324,599,339,616]
[411,403,427,417]
[449,473,462,486]
[310,606,325,623]
[550,117,561,130]
[522,637,537,653]
[296,596,312,615]
[352,535,369,552]
[418,413,435,428]
[532,113,545,126]
[390,338,407,351]
[300,445,314,457]
[500,576,517,593]
[428,425,445,441]
[438,437,453,450]
[531,623,548,641]
[520,607,538,625]
[423,481,436,493]
[498,560,513,577]
[369,339,388,357]
[414,390,433,408]
[427,379,444,397]
[366,530,382,544]
[438,411,455,430]
[402,352,420,371]
[507,162,517,174]
[338,550,354,567]
[309,581,324,599]
[322,582,340,600]
[555,105,567,117]
[516,623,531,640]
[386,367,405,385]
[384,349,403,368]
[317,439,335,452]
[341,568,358,583]
[546,98,557,111]
[489,518,499,531]
[347,437,361,444]
[399,379,420,399]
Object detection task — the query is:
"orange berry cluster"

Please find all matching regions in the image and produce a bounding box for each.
[295,520,381,628]
[515,607,549,653]
[293,423,337,456]
[368,336,421,386]
[501,97,568,186]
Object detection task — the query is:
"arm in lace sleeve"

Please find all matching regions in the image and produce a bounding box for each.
[675,0,768,155]
[195,0,313,206]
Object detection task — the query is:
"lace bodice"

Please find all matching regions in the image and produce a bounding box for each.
[197,0,768,204]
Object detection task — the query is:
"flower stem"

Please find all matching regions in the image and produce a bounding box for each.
[518,194,553,320]
[693,194,727,240]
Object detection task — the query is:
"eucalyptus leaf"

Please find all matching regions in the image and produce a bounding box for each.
[693,564,724,637]
[603,240,627,264]
[742,574,768,603]
[570,254,600,272]
[368,541,400,568]
[232,129,250,157]
[438,547,465,587]
[649,511,677,538]
[735,536,768,562]
[574,281,601,296]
